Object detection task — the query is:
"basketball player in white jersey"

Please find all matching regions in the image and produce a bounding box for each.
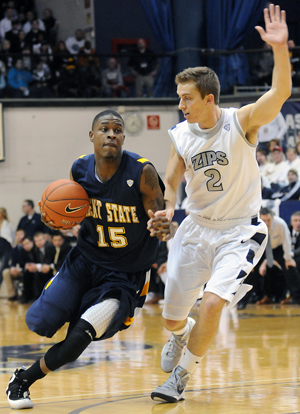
[148,4,291,403]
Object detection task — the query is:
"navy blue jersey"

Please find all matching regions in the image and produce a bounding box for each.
[71,150,161,272]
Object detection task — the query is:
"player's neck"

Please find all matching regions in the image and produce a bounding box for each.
[197,106,222,130]
[95,154,122,183]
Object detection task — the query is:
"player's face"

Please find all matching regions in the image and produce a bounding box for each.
[90,115,125,160]
[177,82,210,124]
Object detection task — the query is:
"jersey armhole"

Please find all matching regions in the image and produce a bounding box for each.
[168,129,181,156]
[233,110,257,148]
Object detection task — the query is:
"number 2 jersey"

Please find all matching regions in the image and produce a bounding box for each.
[71,150,162,272]
[170,107,261,222]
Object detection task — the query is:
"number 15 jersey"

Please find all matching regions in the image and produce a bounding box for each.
[169,107,261,222]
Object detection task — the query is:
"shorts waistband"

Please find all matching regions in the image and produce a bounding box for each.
[189,213,259,229]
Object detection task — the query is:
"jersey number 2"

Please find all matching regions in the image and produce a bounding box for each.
[204,169,223,191]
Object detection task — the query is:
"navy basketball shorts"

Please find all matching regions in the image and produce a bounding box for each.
[26,246,150,340]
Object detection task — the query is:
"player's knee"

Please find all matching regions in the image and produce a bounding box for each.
[164,318,185,332]
[202,292,226,316]
[44,319,96,371]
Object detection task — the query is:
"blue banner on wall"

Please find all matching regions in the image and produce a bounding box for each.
[281,101,300,149]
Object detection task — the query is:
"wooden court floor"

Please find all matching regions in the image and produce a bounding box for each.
[0,299,300,414]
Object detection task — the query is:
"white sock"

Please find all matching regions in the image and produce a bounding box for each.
[173,321,189,336]
[180,348,203,374]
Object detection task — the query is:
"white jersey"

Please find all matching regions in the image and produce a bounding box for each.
[169,107,261,222]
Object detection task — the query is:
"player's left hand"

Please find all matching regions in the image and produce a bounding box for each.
[147,209,176,241]
[255,4,288,47]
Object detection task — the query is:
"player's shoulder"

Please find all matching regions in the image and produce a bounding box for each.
[123,150,151,165]
[168,119,188,135]
[72,153,94,167]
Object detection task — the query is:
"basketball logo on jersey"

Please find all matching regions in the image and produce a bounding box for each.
[191,150,229,171]
[224,124,230,131]
[127,180,134,187]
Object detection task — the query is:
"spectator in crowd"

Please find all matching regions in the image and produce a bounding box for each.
[2,228,25,301]
[52,40,71,76]
[290,211,300,270]
[0,7,15,40]
[53,59,82,97]
[271,168,300,201]
[80,59,103,97]
[0,39,13,70]
[257,207,300,305]
[21,44,33,71]
[256,148,275,180]
[127,38,159,97]
[25,19,46,52]
[17,29,26,53]
[247,42,273,87]
[5,19,21,53]
[26,232,55,299]
[284,147,300,176]
[289,39,300,87]
[18,235,36,304]
[267,145,289,188]
[0,207,15,282]
[65,29,85,55]
[0,58,6,97]
[23,10,45,34]
[296,140,300,156]
[31,59,53,98]
[0,207,15,246]
[7,58,33,97]
[77,40,99,72]
[42,8,58,47]
[17,199,49,237]
[261,176,274,199]
[102,57,128,98]
[50,232,72,275]
[257,112,287,153]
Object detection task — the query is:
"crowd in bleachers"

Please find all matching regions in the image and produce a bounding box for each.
[0,2,160,98]
[0,200,79,303]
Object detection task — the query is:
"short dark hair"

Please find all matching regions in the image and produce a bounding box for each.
[91,110,124,129]
[24,199,34,208]
[260,207,273,216]
[175,66,220,105]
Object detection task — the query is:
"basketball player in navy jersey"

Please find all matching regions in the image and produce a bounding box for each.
[148,4,292,403]
[6,110,170,409]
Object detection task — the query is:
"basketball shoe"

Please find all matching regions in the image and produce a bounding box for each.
[161,317,196,373]
[151,365,190,403]
[6,367,33,409]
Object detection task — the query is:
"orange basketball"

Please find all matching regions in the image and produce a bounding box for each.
[40,179,90,229]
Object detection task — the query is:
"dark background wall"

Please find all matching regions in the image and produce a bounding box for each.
[94,0,300,56]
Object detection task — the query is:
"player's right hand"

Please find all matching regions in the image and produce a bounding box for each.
[38,200,67,230]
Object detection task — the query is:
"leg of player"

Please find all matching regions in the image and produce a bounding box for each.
[152,292,225,403]
[6,299,120,409]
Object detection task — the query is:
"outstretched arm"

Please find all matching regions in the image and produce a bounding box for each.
[237,4,291,144]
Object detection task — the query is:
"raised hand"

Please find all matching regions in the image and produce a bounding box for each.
[255,4,288,47]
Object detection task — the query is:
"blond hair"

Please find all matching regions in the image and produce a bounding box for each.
[0,207,9,221]
[175,66,220,105]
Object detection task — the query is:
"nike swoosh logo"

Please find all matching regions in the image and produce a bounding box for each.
[241,240,247,244]
[65,204,87,213]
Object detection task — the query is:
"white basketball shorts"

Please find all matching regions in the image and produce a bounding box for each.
[163,214,268,320]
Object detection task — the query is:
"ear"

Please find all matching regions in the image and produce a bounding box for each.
[122,135,125,145]
[89,131,94,142]
[205,94,215,105]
